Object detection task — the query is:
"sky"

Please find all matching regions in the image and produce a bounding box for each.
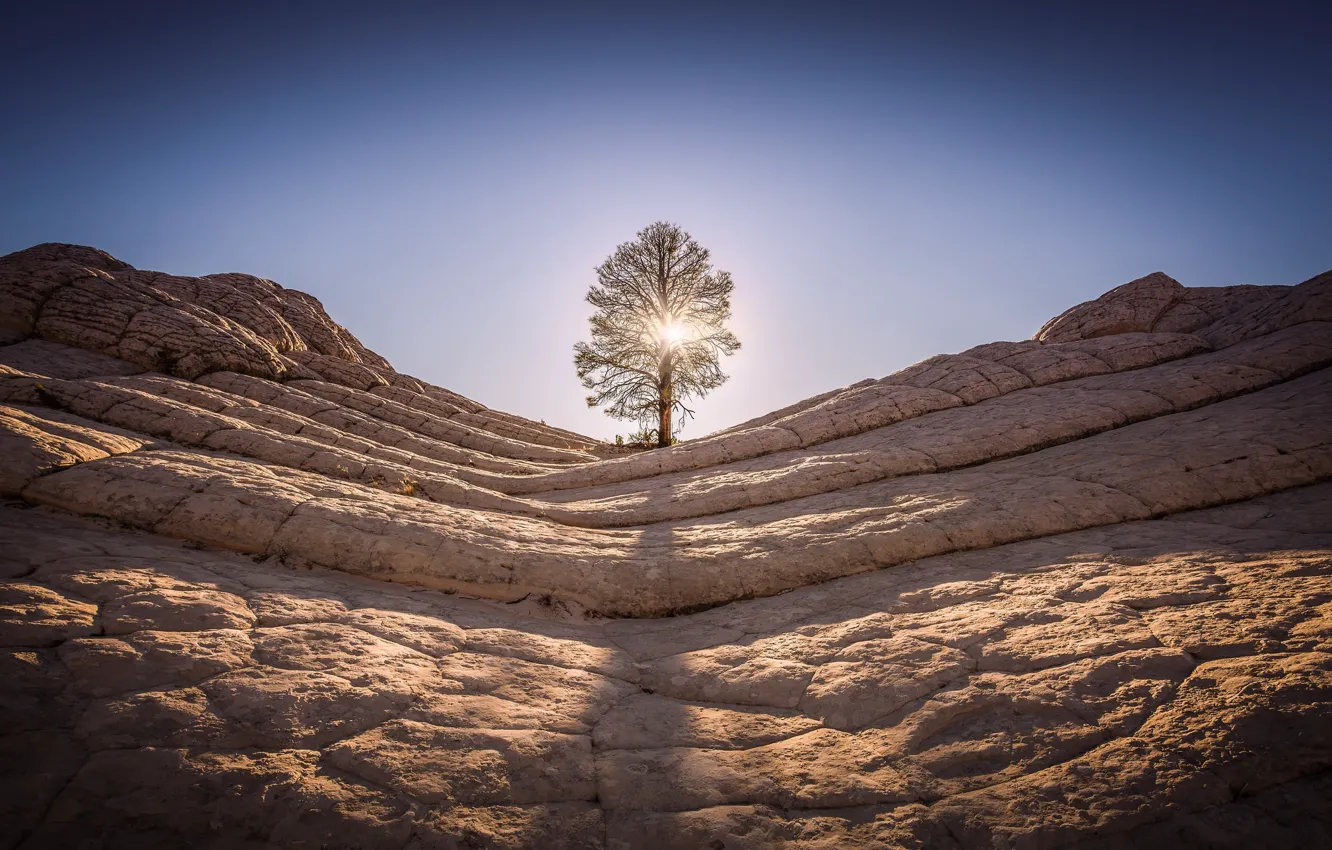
[4,1,1330,441]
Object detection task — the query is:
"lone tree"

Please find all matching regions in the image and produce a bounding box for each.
[575,221,740,448]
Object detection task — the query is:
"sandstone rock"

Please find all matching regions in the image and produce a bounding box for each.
[464,627,638,681]
[0,647,83,732]
[405,693,587,734]
[0,407,112,496]
[100,587,255,634]
[0,336,144,380]
[596,728,921,811]
[931,651,1332,848]
[799,635,975,730]
[1,246,1330,847]
[32,554,243,602]
[972,601,1160,672]
[643,646,817,708]
[1070,771,1332,849]
[251,621,445,705]
[201,667,399,748]
[35,747,413,849]
[0,731,85,850]
[595,693,822,750]
[247,588,350,625]
[0,582,98,646]
[1036,272,1185,343]
[328,719,596,805]
[338,606,466,657]
[437,651,637,725]
[75,685,225,749]
[413,803,606,850]
[1,243,565,448]
[873,648,1194,797]
[0,243,131,334]
[59,628,254,695]
[0,483,1326,845]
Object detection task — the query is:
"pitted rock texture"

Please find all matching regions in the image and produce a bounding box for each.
[1,244,1331,848]
[1,486,1329,848]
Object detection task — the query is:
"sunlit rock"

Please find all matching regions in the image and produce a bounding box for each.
[0,243,1329,847]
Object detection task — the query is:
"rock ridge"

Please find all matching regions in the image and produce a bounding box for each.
[1,244,1329,848]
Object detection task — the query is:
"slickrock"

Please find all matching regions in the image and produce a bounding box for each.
[1,243,1330,848]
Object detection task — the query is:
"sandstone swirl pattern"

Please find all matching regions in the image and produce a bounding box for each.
[1,244,1329,848]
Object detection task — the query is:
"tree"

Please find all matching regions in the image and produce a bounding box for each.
[574,221,741,448]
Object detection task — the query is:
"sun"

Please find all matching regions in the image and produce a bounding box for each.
[655,319,687,346]
[660,321,687,345]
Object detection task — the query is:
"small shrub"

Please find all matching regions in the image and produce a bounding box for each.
[627,427,670,448]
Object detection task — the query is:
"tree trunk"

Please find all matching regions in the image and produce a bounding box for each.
[657,350,673,448]
[657,396,672,447]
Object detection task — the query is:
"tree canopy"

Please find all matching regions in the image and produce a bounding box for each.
[574,221,740,447]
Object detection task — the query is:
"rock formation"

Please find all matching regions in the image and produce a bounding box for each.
[1,243,1329,848]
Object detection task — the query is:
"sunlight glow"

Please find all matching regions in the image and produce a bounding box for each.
[660,321,687,345]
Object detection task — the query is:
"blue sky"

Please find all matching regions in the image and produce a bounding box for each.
[4,1,1329,440]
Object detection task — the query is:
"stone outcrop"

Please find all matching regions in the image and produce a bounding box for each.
[1,243,1329,848]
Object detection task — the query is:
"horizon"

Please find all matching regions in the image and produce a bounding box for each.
[4,0,1330,440]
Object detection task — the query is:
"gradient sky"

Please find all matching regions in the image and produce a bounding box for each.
[4,1,1330,440]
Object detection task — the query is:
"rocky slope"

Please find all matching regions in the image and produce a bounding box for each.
[1,244,1329,848]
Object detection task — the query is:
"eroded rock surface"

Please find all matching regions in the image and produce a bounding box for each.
[1,487,1328,848]
[1,245,1330,848]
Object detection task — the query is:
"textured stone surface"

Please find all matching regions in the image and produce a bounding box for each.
[1,244,1330,847]
[0,488,1326,847]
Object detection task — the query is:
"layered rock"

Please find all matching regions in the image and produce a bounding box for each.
[2,483,1328,848]
[1,245,1329,848]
